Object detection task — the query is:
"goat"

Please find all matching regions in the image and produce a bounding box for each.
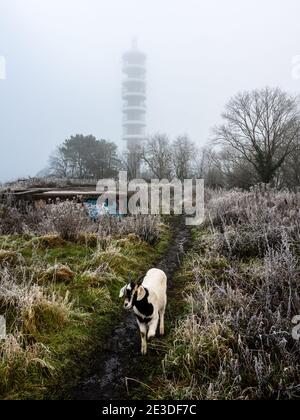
[119,268,167,355]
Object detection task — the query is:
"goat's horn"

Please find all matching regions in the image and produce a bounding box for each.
[137,275,144,285]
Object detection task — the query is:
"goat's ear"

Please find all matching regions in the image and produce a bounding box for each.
[136,285,146,301]
[119,285,127,298]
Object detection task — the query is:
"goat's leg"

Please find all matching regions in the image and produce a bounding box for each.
[138,321,147,355]
[147,316,159,341]
[159,307,165,336]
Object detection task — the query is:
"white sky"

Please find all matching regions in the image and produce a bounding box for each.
[0,0,300,181]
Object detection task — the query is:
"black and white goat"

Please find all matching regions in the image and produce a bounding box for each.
[119,268,167,355]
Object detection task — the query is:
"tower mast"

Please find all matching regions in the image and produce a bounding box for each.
[122,39,146,178]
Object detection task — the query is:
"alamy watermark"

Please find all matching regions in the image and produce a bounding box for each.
[291,55,300,80]
[96,171,205,226]
[292,315,300,341]
[0,56,6,80]
[0,316,6,340]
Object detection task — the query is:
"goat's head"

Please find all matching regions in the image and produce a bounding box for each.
[119,274,144,310]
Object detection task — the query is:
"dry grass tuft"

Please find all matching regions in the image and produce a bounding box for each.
[0,250,20,266]
[38,264,75,284]
[0,332,54,395]
[29,235,67,249]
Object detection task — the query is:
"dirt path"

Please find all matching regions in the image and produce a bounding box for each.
[68,216,192,400]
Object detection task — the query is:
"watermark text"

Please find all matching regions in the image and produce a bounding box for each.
[291,55,300,80]
[0,56,6,80]
[96,171,205,226]
[0,316,6,340]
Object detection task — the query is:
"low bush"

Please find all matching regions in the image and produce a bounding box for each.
[39,201,95,242]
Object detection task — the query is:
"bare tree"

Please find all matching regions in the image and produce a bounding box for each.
[141,133,173,179]
[214,87,300,184]
[172,135,194,180]
[49,149,69,178]
[279,137,300,188]
[193,146,217,178]
[193,146,225,187]
[210,146,257,188]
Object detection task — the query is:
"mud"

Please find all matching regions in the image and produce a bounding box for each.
[67,216,192,400]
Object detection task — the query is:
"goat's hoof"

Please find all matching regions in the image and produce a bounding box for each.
[147,335,155,342]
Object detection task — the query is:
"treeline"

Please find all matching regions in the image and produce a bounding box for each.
[49,135,120,179]
[141,87,300,188]
[48,86,300,188]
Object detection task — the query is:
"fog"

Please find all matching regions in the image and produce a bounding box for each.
[0,0,300,182]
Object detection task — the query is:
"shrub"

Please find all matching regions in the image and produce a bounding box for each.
[0,204,25,235]
[212,224,285,259]
[206,186,300,258]
[39,200,95,242]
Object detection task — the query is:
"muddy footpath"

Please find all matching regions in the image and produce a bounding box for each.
[66,217,192,400]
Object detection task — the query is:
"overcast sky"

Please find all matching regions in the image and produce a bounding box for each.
[1,0,300,182]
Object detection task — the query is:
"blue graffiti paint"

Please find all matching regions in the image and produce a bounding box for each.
[84,199,122,220]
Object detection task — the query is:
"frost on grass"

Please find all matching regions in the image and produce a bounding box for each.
[0,268,73,335]
[0,266,73,394]
[0,194,163,398]
[160,187,300,400]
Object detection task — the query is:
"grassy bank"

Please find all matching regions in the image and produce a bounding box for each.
[0,213,170,400]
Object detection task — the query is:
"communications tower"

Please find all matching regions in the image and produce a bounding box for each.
[122,39,146,177]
